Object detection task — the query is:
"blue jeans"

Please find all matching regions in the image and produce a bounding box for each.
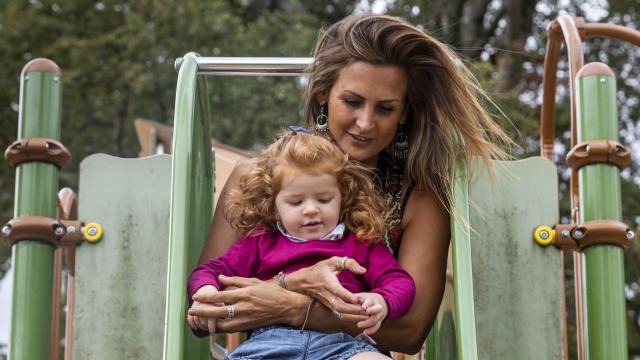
[225,325,380,360]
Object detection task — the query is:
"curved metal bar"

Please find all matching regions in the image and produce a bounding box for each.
[175,56,313,76]
[583,23,640,45]
[540,16,585,157]
[540,15,587,360]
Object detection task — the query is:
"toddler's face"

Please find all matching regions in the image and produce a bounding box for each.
[275,172,341,240]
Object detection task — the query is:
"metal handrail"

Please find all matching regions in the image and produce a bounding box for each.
[174,56,313,76]
[540,15,640,360]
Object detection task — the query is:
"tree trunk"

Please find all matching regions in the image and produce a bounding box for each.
[113,93,130,157]
[494,0,536,92]
[459,0,493,59]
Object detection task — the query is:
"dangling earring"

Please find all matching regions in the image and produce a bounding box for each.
[315,103,329,136]
[393,123,409,160]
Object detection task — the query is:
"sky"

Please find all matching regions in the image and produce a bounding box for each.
[0,267,12,355]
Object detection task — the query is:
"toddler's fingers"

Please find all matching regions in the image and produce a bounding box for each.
[198,316,208,330]
[363,321,381,335]
[360,296,374,309]
[366,303,382,315]
[207,318,216,335]
[357,316,377,329]
[187,315,197,330]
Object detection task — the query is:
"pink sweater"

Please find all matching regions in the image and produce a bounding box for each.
[188,230,415,320]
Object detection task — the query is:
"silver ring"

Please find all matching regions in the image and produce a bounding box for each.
[340,256,349,270]
[330,296,337,305]
[226,304,235,319]
[332,309,342,320]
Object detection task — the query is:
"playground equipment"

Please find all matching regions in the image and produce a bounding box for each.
[2,15,637,360]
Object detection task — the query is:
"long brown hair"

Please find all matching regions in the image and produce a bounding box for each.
[303,14,511,211]
[226,131,385,243]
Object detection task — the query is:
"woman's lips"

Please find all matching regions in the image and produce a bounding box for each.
[348,132,372,145]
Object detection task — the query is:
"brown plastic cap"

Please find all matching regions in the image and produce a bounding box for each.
[553,223,580,251]
[22,58,62,75]
[573,220,633,250]
[5,138,71,169]
[576,62,615,79]
[3,216,64,246]
[566,140,630,170]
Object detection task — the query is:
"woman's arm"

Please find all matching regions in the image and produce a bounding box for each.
[371,188,450,353]
[199,158,256,263]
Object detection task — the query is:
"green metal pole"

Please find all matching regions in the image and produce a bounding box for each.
[163,53,212,360]
[451,163,478,360]
[575,63,628,360]
[8,59,62,360]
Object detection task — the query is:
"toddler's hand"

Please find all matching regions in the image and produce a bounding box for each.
[187,285,219,335]
[354,292,388,335]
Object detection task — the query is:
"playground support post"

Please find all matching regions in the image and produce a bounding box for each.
[575,63,628,359]
[163,52,212,360]
[8,59,62,360]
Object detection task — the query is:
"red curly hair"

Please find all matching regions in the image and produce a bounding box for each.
[226,130,385,243]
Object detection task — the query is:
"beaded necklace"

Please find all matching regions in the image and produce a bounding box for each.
[373,151,413,258]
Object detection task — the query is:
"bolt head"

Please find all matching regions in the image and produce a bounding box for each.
[54,226,65,236]
[574,229,585,239]
[87,227,98,236]
[561,229,571,237]
[627,230,635,240]
[2,225,11,236]
[66,226,76,234]
[539,230,549,240]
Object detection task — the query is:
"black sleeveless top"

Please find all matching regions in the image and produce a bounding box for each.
[373,151,413,259]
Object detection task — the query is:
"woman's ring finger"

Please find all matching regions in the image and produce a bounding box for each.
[330,296,337,306]
[225,304,235,319]
[340,256,349,270]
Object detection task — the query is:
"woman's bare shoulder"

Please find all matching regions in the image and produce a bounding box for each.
[399,186,449,263]
[236,157,258,170]
[226,158,258,183]
[403,187,448,228]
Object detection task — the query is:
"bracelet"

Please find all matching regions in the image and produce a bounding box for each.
[299,298,315,333]
[276,271,287,289]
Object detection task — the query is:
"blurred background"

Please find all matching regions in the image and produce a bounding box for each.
[0,0,639,358]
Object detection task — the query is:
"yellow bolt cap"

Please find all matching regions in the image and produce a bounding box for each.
[83,223,103,243]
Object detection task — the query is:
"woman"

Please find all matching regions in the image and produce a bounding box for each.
[189,14,510,354]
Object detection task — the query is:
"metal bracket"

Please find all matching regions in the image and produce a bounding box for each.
[4,137,71,169]
[566,139,631,171]
[534,220,635,250]
[3,188,103,246]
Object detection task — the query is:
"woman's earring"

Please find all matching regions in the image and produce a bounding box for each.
[315,103,329,136]
[393,123,409,160]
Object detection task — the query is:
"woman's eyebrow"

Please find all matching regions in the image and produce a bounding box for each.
[343,90,401,103]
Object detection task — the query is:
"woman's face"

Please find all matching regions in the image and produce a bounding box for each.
[322,61,408,166]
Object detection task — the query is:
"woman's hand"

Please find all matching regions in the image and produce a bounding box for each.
[187,285,220,335]
[188,275,308,333]
[285,256,367,317]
